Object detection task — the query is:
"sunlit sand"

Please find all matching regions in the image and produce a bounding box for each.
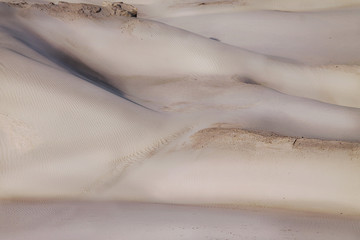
[1,1,359,239]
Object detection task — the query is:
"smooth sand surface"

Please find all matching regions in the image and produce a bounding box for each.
[1,201,359,240]
[0,1,360,239]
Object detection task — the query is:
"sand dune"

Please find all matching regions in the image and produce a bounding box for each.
[156,9,360,65]
[6,3,359,108]
[0,1,360,239]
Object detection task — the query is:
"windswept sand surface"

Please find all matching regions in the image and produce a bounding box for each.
[0,1,360,239]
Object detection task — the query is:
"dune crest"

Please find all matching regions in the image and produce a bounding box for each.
[1,1,360,239]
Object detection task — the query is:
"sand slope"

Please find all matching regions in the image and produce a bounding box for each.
[0,1,360,239]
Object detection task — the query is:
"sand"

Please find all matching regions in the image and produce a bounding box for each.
[1,201,359,240]
[0,1,360,239]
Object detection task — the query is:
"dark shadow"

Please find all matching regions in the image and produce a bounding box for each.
[1,24,153,110]
[209,37,220,42]
[240,77,260,85]
[233,75,260,85]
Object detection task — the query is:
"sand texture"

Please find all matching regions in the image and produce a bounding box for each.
[1,1,360,239]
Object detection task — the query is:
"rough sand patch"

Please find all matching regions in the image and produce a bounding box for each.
[6,1,137,19]
[191,127,360,154]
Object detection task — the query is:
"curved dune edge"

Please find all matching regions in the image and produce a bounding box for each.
[190,126,360,151]
[7,3,360,108]
[1,125,359,215]
[1,3,358,141]
[1,1,360,238]
[123,0,360,19]
[94,126,359,216]
[0,1,360,211]
[156,9,360,65]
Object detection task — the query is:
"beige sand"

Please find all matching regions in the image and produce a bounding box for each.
[0,1,360,239]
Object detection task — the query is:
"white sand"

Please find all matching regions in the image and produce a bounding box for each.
[9,4,360,108]
[0,1,360,239]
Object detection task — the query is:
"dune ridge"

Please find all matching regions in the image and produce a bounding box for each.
[0,1,360,239]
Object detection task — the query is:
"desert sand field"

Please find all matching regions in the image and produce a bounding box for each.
[0,0,360,239]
